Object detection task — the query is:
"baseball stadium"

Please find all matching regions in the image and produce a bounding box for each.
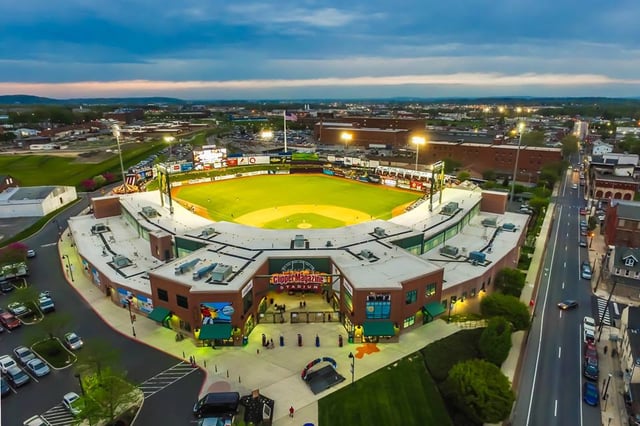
[67,150,527,348]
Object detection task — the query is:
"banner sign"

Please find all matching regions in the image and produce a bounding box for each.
[269,270,330,292]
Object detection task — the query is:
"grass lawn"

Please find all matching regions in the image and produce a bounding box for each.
[0,142,163,187]
[173,175,419,225]
[32,338,76,368]
[318,353,452,426]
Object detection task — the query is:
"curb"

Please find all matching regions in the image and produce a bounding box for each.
[30,337,78,371]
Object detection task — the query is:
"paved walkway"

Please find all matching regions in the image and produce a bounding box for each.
[58,231,460,426]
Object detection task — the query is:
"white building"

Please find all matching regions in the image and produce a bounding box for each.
[616,126,640,140]
[0,186,77,218]
[592,141,614,156]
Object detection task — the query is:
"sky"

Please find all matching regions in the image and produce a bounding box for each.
[1,0,640,99]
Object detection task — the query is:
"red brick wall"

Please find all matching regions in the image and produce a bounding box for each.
[92,196,122,218]
[149,232,173,261]
[480,191,508,214]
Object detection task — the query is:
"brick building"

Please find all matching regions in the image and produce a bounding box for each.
[603,200,640,247]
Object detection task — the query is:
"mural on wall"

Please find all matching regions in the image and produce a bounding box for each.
[117,288,133,306]
[91,266,101,287]
[200,302,234,325]
[137,294,154,314]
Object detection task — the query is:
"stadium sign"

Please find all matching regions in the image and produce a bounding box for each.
[269,270,329,292]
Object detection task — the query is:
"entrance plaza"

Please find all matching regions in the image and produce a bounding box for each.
[59,227,460,424]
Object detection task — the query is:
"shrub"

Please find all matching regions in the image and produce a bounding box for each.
[479,317,513,366]
[494,268,526,297]
[480,293,530,331]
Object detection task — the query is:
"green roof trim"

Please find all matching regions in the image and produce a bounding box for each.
[198,323,233,340]
[363,321,395,337]
[147,306,171,323]
[423,302,446,319]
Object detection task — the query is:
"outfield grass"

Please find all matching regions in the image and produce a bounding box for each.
[173,175,419,227]
[318,354,452,426]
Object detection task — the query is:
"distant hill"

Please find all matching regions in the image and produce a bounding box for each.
[0,94,185,105]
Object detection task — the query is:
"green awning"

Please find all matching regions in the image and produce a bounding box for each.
[423,302,446,319]
[198,324,232,340]
[147,306,171,323]
[363,321,395,337]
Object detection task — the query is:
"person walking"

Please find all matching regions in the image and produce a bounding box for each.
[289,406,294,417]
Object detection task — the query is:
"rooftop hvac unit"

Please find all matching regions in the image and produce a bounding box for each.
[201,227,216,237]
[175,258,201,275]
[360,249,374,259]
[481,217,498,227]
[373,227,387,237]
[112,255,132,268]
[141,206,159,218]
[293,235,306,249]
[211,264,233,282]
[91,223,108,234]
[469,251,486,264]
[193,263,217,280]
[440,245,460,257]
[441,202,459,215]
[502,223,516,231]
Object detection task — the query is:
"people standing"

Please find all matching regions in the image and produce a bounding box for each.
[289,406,294,417]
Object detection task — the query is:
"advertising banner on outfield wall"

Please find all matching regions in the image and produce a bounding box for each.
[227,158,238,167]
[238,156,270,165]
[410,180,425,191]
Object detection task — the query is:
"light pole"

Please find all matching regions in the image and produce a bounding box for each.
[341,132,352,154]
[62,255,74,282]
[348,352,355,385]
[447,299,457,323]
[510,122,525,202]
[164,135,175,159]
[411,136,426,171]
[112,124,128,192]
[126,295,137,337]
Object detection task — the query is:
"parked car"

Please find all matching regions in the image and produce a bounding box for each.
[584,327,596,343]
[580,208,587,215]
[0,355,17,373]
[583,381,599,406]
[584,341,597,360]
[0,312,21,330]
[7,302,29,316]
[64,332,84,350]
[583,356,599,380]
[26,249,36,258]
[0,280,14,293]
[579,239,587,248]
[572,184,578,189]
[38,295,55,314]
[581,261,593,279]
[63,392,84,415]
[13,346,36,365]
[25,358,50,377]
[1,377,10,397]
[5,365,30,387]
[558,300,579,310]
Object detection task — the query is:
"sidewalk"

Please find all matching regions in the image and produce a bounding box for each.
[57,231,460,426]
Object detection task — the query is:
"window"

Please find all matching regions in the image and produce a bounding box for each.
[403,315,415,328]
[425,283,436,298]
[176,294,189,309]
[405,289,417,305]
[625,257,636,267]
[157,288,168,302]
[619,219,626,227]
[461,291,468,301]
[471,288,476,297]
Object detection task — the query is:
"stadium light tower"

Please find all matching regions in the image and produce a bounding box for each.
[112,124,127,191]
[164,135,175,158]
[341,132,352,153]
[411,136,426,171]
[510,122,525,202]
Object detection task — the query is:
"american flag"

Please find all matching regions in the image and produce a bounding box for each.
[284,111,297,122]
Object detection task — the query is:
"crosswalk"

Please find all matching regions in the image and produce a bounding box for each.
[593,296,625,327]
[41,404,76,426]
[138,361,199,398]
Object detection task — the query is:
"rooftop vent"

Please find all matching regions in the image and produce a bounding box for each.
[112,255,132,268]
[373,227,387,237]
[91,223,109,234]
[293,235,306,249]
[326,241,333,247]
[193,263,217,281]
[360,249,374,259]
[175,258,201,275]
[200,227,216,237]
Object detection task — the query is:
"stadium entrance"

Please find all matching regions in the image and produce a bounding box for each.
[256,258,340,326]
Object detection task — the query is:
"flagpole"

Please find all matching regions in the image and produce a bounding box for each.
[283,110,288,154]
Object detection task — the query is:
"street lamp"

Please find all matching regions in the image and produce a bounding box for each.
[348,352,355,385]
[341,132,352,153]
[411,136,426,171]
[62,255,74,282]
[510,122,525,202]
[164,135,175,159]
[111,125,127,192]
[448,298,457,323]
[126,295,137,338]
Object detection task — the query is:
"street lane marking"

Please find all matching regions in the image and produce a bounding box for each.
[554,399,558,416]
[564,262,566,268]
[558,346,562,358]
[526,204,563,426]
[40,242,57,248]
[562,282,565,289]
[559,310,562,319]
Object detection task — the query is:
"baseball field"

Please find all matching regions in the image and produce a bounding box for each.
[171,174,420,229]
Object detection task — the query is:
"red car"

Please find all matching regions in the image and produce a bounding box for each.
[580,208,587,215]
[0,312,21,330]
[584,342,597,360]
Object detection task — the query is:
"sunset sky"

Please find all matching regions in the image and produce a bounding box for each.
[2,0,640,99]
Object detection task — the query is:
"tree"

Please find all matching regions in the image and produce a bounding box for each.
[480,293,530,331]
[39,312,73,340]
[444,159,462,174]
[9,286,40,308]
[560,134,580,156]
[528,197,549,214]
[494,268,526,297]
[479,317,513,366]
[82,179,97,191]
[79,368,139,424]
[520,130,545,147]
[92,174,107,188]
[76,339,121,379]
[443,359,515,424]
[482,169,497,181]
[457,171,470,182]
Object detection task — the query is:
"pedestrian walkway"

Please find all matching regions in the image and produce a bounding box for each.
[594,296,613,326]
[138,360,198,398]
[57,231,460,426]
[41,403,76,426]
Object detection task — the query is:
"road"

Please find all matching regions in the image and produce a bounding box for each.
[1,194,204,426]
[513,160,601,426]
